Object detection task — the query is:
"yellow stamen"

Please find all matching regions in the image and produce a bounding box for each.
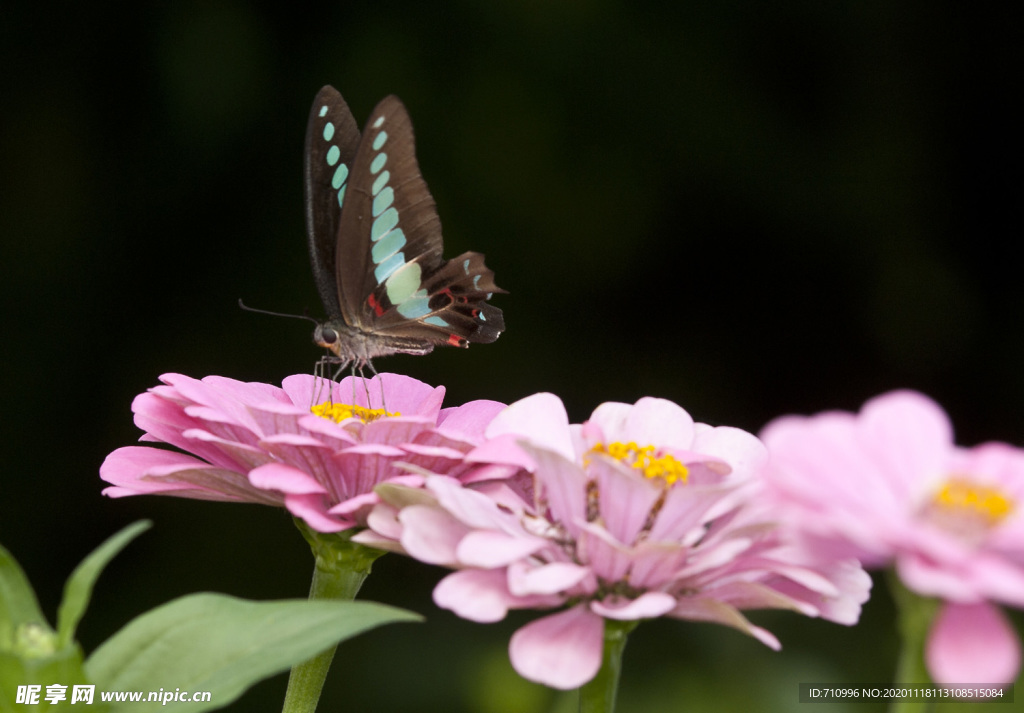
[591,441,689,485]
[310,402,398,423]
[932,477,1013,526]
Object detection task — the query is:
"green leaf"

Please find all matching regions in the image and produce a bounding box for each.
[85,593,421,712]
[0,543,49,640]
[0,646,105,713]
[57,521,152,648]
[1,543,105,711]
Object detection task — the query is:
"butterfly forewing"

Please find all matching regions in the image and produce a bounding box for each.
[335,96,443,328]
[335,95,505,346]
[304,86,362,325]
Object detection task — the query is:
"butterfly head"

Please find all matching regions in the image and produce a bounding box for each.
[313,322,341,352]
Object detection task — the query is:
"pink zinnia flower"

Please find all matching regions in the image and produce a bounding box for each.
[760,390,1024,685]
[355,393,870,689]
[101,372,505,533]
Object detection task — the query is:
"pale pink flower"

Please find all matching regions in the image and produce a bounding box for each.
[355,393,870,689]
[760,390,1024,685]
[101,372,505,532]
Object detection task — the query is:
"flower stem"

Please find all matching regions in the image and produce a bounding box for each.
[578,619,637,713]
[281,521,386,713]
[888,569,939,713]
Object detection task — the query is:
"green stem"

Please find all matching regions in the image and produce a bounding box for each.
[887,569,939,713]
[281,520,386,713]
[578,619,637,713]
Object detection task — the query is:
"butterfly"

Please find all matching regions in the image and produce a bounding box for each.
[304,85,505,377]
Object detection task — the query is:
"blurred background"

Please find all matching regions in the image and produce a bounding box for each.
[1,1,1020,711]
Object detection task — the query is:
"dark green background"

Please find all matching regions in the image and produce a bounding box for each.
[2,2,1020,711]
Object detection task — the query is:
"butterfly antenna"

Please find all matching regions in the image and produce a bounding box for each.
[237,299,319,324]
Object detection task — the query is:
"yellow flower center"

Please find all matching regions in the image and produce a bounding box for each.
[930,477,1013,526]
[591,441,689,485]
[310,402,398,423]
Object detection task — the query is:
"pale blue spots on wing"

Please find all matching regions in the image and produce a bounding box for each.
[372,131,388,151]
[323,122,335,141]
[473,275,481,289]
[385,262,423,305]
[372,170,390,196]
[463,259,471,273]
[374,252,405,283]
[336,185,346,208]
[372,187,394,217]
[331,163,349,190]
[372,115,385,129]
[326,145,340,166]
[397,296,431,319]
[480,313,487,321]
[371,208,399,241]
[425,316,449,327]
[370,153,387,174]
[371,229,406,264]
[319,105,328,117]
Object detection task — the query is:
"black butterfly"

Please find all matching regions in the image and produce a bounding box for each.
[304,85,504,376]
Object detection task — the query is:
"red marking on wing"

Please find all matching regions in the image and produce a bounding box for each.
[367,294,385,316]
[448,334,466,347]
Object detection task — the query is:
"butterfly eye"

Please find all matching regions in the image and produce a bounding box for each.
[315,326,339,346]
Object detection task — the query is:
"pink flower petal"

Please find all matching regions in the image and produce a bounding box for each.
[591,591,677,620]
[508,606,605,689]
[283,493,349,533]
[399,504,467,565]
[669,597,781,650]
[100,447,204,490]
[622,397,696,450]
[484,393,574,462]
[361,503,402,541]
[248,463,328,495]
[434,569,518,622]
[896,552,960,595]
[466,433,537,471]
[518,443,588,535]
[425,474,524,532]
[587,455,662,546]
[506,560,590,596]
[926,601,1021,685]
[691,425,767,483]
[457,530,548,568]
[860,391,953,499]
[326,491,380,522]
[99,446,266,502]
[437,400,508,441]
[184,428,272,471]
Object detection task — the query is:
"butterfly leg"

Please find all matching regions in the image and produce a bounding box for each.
[312,357,328,406]
[362,359,387,412]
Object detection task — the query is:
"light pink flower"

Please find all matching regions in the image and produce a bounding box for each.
[760,390,1024,685]
[101,372,505,532]
[355,393,870,689]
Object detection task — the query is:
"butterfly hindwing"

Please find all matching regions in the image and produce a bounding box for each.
[369,250,505,346]
[304,86,362,325]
